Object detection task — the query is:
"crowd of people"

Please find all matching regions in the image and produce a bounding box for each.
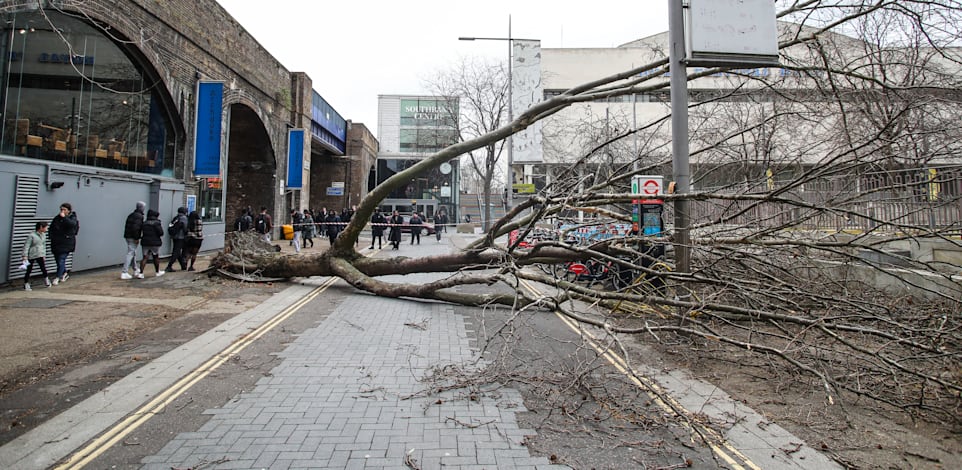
[120,202,205,280]
[17,200,454,290]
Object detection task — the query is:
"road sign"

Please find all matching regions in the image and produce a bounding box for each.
[631,175,663,196]
[326,187,343,196]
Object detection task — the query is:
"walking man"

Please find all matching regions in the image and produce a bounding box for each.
[122,201,146,279]
[409,212,423,245]
[49,202,79,285]
[166,206,188,272]
[255,206,273,243]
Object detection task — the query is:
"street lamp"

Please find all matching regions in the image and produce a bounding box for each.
[459,16,538,211]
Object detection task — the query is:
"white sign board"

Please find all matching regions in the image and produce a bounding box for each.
[631,175,663,196]
[686,0,779,67]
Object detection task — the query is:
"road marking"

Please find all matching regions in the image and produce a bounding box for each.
[54,276,339,470]
[519,278,762,470]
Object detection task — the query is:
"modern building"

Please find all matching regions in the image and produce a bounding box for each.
[376,95,460,221]
[515,22,962,198]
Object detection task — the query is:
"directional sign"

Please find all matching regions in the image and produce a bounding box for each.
[326,187,343,196]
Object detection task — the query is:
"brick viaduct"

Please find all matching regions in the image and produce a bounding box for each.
[27,0,375,223]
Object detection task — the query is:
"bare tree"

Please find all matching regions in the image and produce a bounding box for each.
[423,56,509,230]
[214,2,962,466]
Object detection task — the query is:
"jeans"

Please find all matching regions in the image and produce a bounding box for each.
[124,238,140,273]
[53,251,69,279]
[292,232,302,252]
[167,239,187,270]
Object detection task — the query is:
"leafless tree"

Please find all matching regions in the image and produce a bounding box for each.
[423,56,509,230]
[215,2,962,466]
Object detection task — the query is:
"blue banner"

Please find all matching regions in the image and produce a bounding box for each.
[287,129,305,189]
[194,81,223,177]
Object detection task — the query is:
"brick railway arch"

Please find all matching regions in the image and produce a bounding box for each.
[226,103,275,226]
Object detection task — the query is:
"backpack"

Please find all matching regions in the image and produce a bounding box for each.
[168,215,184,237]
[255,214,267,234]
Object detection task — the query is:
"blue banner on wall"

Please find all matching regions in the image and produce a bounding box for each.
[194,81,224,177]
[287,129,305,189]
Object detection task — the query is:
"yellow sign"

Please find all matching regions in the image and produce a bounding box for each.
[512,183,536,194]
[928,168,940,201]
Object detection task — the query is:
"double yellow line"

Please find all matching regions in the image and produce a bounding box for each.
[518,279,761,470]
[55,276,338,469]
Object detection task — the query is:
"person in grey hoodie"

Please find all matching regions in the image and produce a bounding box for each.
[121,201,146,279]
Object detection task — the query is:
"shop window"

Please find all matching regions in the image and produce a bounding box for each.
[0,11,175,175]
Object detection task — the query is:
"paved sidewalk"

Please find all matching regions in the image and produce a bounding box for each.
[141,236,563,469]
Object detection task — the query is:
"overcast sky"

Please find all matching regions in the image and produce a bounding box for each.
[216,1,669,135]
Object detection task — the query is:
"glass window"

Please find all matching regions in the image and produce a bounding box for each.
[1,11,175,175]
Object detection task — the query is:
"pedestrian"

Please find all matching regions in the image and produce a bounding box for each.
[233,207,252,232]
[185,210,204,271]
[290,208,303,252]
[370,211,386,249]
[388,210,403,250]
[302,209,315,248]
[21,221,50,290]
[324,210,342,245]
[165,206,188,272]
[139,209,165,277]
[434,210,447,242]
[49,202,79,285]
[122,201,146,279]
[409,212,423,245]
[255,206,273,243]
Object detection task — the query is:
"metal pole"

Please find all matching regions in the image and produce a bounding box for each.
[506,15,513,211]
[668,0,691,278]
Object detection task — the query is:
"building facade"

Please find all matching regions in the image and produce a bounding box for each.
[376,95,460,221]
[0,2,348,285]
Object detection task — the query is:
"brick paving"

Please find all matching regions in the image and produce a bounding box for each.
[142,238,564,470]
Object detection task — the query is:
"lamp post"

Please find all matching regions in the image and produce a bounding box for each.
[459,16,538,211]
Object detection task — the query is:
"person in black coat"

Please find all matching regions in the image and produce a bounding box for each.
[166,207,188,272]
[325,211,342,245]
[122,201,145,279]
[49,202,79,285]
[139,209,165,276]
[409,212,423,245]
[370,211,386,249]
[388,210,404,250]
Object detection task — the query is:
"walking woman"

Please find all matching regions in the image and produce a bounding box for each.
[302,209,315,248]
[21,221,50,290]
[185,210,204,271]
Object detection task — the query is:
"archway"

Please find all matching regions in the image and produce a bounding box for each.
[226,104,275,226]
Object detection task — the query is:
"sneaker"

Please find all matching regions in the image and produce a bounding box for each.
[134,272,145,279]
[187,267,195,272]
[52,277,59,286]
[61,272,69,282]
[44,277,52,287]
[120,272,133,280]
[156,271,165,277]
[24,283,31,291]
